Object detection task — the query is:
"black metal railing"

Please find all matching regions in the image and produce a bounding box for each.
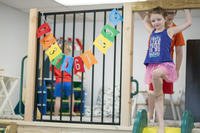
[34,7,123,125]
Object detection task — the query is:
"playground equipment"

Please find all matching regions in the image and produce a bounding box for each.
[14,55,27,116]
[131,77,139,97]
[132,109,194,133]
[131,77,140,122]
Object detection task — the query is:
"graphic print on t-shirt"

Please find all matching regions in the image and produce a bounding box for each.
[149,35,161,58]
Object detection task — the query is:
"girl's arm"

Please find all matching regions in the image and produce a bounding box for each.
[168,9,192,38]
[175,46,183,78]
[138,12,154,33]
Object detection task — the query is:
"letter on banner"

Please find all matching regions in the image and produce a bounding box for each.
[93,34,112,54]
[101,24,119,42]
[109,9,123,26]
[61,56,74,74]
[80,50,97,69]
[74,56,85,74]
[37,23,51,38]
[40,33,56,49]
[51,53,65,69]
[45,43,62,62]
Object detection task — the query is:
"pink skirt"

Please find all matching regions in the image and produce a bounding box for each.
[145,62,177,84]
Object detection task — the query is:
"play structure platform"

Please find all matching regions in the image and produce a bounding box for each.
[132,109,194,133]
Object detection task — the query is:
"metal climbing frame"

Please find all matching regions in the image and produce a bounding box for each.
[34,8,124,125]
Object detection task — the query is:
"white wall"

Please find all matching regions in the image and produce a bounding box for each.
[0,2,29,108]
[133,11,200,106]
[0,3,29,77]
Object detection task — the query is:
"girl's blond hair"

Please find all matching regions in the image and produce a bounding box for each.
[148,7,167,28]
[149,7,166,18]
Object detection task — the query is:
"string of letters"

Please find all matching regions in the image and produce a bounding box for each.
[37,9,123,74]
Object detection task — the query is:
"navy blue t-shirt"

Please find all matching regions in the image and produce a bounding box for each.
[144,29,173,65]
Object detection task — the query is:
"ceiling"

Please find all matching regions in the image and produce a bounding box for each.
[0,0,200,18]
[0,0,124,22]
[0,0,122,13]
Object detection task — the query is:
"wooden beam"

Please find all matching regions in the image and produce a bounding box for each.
[121,3,134,126]
[24,8,38,121]
[131,0,162,11]
[131,0,200,11]
[163,0,200,9]
[0,121,17,133]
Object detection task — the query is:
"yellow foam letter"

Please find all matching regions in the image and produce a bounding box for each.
[45,42,62,62]
[93,34,112,54]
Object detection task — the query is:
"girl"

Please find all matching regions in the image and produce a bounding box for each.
[139,7,191,133]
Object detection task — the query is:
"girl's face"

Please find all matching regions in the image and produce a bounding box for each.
[150,13,166,31]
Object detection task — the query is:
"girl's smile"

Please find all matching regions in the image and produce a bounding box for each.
[150,13,166,32]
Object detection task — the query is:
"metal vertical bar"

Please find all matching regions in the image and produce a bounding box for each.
[50,14,57,120]
[40,50,45,121]
[101,11,107,123]
[72,13,76,57]
[60,13,66,121]
[34,12,41,121]
[119,8,124,125]
[35,8,123,124]
[40,14,48,121]
[90,11,96,122]
[112,24,117,123]
[70,12,76,121]
[80,12,86,122]
[60,59,64,121]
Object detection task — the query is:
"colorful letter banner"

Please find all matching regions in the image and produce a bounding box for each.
[45,43,62,62]
[37,8,123,75]
[101,24,120,42]
[61,56,74,74]
[74,56,85,74]
[109,9,123,26]
[93,34,113,54]
[40,33,56,50]
[80,50,98,69]
[37,23,51,38]
[51,53,65,69]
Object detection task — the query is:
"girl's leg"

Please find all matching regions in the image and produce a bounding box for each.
[147,92,155,121]
[151,68,166,133]
[152,69,164,96]
[54,97,61,116]
[68,94,76,115]
[155,94,164,133]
